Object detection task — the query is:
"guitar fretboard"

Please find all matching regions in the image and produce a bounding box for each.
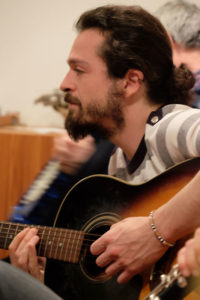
[0,222,85,263]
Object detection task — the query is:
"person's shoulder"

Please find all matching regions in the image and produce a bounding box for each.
[161,103,200,120]
[146,104,192,130]
[146,104,200,136]
[162,103,192,114]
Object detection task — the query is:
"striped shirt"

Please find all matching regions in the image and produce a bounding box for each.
[108,104,200,184]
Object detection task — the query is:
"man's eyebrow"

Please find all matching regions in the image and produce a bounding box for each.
[67,59,89,66]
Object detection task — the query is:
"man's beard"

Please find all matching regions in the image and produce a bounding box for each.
[64,84,125,140]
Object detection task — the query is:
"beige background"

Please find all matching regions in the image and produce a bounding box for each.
[1,0,200,128]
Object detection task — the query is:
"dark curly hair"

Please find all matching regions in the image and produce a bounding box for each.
[76,5,195,105]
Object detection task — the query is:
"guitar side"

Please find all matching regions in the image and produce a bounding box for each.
[45,158,200,300]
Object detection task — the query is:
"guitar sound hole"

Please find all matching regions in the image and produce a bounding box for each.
[80,225,111,282]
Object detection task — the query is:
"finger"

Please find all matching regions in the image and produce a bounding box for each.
[95,252,114,268]
[179,240,197,277]
[60,162,83,175]
[9,227,30,252]
[82,135,94,144]
[90,237,107,256]
[56,147,71,162]
[9,228,32,266]
[105,260,124,277]
[9,229,39,269]
[16,228,38,253]
[117,269,135,284]
[38,257,46,282]
[28,237,41,276]
[185,239,200,277]
[19,235,39,272]
[38,257,46,269]
[192,229,200,276]
[60,160,81,169]
[178,247,190,277]
[194,229,200,263]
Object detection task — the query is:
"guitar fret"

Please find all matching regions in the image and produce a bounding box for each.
[53,228,60,259]
[43,227,51,257]
[76,231,84,262]
[14,224,19,242]
[0,221,83,263]
[0,223,4,249]
[0,223,8,249]
[3,223,11,249]
[58,229,64,261]
[56,228,63,259]
[37,226,45,256]
[74,231,80,263]
[7,224,18,246]
[70,230,82,263]
[71,230,77,263]
[49,227,56,258]
[64,230,72,262]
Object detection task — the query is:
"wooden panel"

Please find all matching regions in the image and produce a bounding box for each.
[0,126,63,258]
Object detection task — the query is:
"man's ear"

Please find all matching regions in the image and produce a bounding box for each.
[167,32,179,51]
[167,32,181,67]
[123,69,144,97]
[167,32,174,46]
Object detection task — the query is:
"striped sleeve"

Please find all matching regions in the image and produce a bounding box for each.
[150,108,200,166]
[108,105,200,184]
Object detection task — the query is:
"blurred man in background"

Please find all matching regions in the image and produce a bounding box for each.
[155,0,200,107]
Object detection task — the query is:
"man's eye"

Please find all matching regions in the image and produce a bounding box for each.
[74,68,84,74]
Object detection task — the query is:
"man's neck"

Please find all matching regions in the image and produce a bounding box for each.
[110,100,161,160]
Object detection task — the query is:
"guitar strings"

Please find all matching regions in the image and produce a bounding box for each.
[0,232,100,249]
[0,234,108,265]
[0,229,100,242]
[0,229,103,250]
[0,223,102,235]
[0,229,109,265]
[0,223,112,265]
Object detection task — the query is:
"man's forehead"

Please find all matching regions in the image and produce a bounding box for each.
[70,29,104,53]
[76,28,104,41]
[68,29,105,64]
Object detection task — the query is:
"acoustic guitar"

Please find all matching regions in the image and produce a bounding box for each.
[1,158,200,299]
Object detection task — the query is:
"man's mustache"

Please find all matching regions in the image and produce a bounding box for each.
[64,94,81,105]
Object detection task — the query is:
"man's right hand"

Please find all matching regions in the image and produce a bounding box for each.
[53,132,96,175]
[177,228,200,277]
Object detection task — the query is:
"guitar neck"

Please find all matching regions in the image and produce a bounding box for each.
[0,222,84,263]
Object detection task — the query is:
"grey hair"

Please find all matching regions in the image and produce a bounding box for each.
[155,0,200,48]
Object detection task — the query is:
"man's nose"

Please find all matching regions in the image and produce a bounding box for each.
[60,72,75,92]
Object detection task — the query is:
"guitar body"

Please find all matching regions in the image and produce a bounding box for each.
[45,158,200,300]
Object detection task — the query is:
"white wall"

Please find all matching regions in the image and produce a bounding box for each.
[0,0,198,127]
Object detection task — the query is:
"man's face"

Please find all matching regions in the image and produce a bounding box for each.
[60,29,125,140]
